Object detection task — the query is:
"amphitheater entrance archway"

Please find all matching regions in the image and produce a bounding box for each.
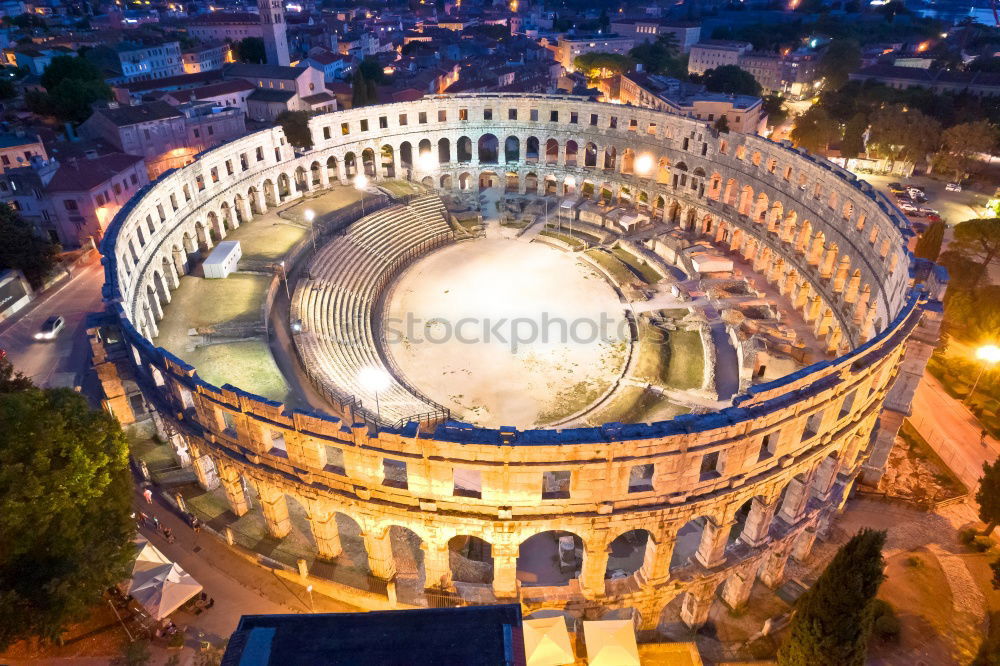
[194,221,209,252]
[438,138,451,164]
[545,138,559,164]
[479,170,500,190]
[310,161,322,188]
[344,152,357,179]
[294,166,308,192]
[248,187,262,214]
[524,172,538,194]
[219,202,233,230]
[448,535,494,584]
[399,142,413,171]
[440,173,453,189]
[504,136,520,162]
[478,134,499,164]
[152,270,170,306]
[420,176,434,187]
[584,142,597,168]
[389,526,426,592]
[605,529,653,580]
[233,195,247,224]
[263,180,277,208]
[563,176,576,195]
[670,517,710,573]
[362,149,377,178]
[544,174,557,195]
[517,530,583,587]
[277,173,292,200]
[525,136,539,163]
[381,145,396,179]
[326,156,339,182]
[457,137,472,163]
[505,171,519,193]
[566,140,578,167]
[458,172,472,190]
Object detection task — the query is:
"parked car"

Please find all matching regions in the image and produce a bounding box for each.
[899,202,919,213]
[35,315,65,341]
[945,182,962,192]
[918,207,939,216]
[888,182,904,191]
[926,213,942,223]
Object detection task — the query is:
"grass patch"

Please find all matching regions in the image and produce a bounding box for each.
[611,247,662,283]
[228,221,306,262]
[183,340,292,404]
[585,248,640,284]
[130,437,196,486]
[584,386,690,425]
[633,321,705,390]
[378,179,423,197]
[658,308,690,320]
[539,230,585,250]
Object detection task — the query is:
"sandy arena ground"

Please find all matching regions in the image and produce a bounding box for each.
[384,238,630,428]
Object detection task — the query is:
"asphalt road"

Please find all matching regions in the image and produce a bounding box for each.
[0,259,104,389]
[857,172,991,227]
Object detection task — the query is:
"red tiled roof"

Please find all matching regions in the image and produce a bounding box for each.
[46,153,144,193]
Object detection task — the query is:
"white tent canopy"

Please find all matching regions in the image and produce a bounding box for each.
[126,537,203,620]
[523,616,574,666]
[583,619,640,666]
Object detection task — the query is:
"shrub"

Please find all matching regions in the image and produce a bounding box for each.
[960,527,978,545]
[972,536,993,553]
[874,613,901,641]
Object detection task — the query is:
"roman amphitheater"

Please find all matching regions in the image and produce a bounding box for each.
[90,93,946,632]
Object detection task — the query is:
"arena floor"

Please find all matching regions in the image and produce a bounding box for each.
[383,238,631,428]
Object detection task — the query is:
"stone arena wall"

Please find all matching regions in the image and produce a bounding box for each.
[92,93,935,627]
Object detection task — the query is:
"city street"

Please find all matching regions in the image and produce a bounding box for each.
[856,172,991,227]
[0,259,104,389]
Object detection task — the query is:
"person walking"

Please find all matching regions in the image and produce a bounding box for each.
[143,487,153,504]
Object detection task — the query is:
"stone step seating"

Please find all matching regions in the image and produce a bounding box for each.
[294,194,452,423]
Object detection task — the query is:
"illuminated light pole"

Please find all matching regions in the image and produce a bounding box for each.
[966,344,1000,404]
[358,366,391,425]
[355,174,369,215]
[635,153,654,176]
[279,260,290,300]
[304,208,316,252]
[306,584,314,612]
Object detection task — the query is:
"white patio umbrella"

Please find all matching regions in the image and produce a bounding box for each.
[583,619,640,666]
[523,616,574,666]
[126,536,203,620]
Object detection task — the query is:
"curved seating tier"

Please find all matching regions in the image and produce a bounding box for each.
[292,193,454,424]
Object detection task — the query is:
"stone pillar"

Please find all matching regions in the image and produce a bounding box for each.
[758,549,789,588]
[218,466,249,517]
[259,489,291,539]
[740,498,777,547]
[365,530,397,580]
[790,527,817,563]
[777,477,810,524]
[680,585,714,629]
[191,453,220,491]
[804,294,822,324]
[695,519,732,569]
[492,544,519,598]
[162,258,180,290]
[238,195,253,223]
[147,292,164,322]
[814,307,833,338]
[336,158,347,183]
[810,458,839,501]
[172,246,187,277]
[309,510,342,560]
[644,534,675,583]
[721,568,756,610]
[580,544,610,598]
[422,542,454,590]
[319,164,330,189]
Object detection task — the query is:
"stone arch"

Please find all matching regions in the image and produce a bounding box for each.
[448,535,494,584]
[438,137,451,164]
[262,180,277,208]
[621,148,635,175]
[543,174,557,195]
[399,141,413,171]
[545,138,559,164]
[440,173,453,189]
[325,155,339,182]
[294,165,309,192]
[206,211,223,241]
[219,202,233,230]
[456,136,472,162]
[565,140,578,166]
[277,172,291,200]
[458,172,472,190]
[584,142,598,168]
[517,530,583,587]
[420,175,434,187]
[309,160,322,187]
[670,516,712,573]
[380,145,395,179]
[524,172,538,194]
[505,171,519,193]
[388,525,426,591]
[152,269,170,305]
[525,136,540,163]
[479,170,500,190]
[656,157,671,184]
[478,133,499,164]
[504,136,520,162]
[738,185,754,216]
[361,148,377,177]
[603,145,617,170]
[605,528,653,580]
[344,151,357,178]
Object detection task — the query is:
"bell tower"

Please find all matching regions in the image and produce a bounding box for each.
[257,0,290,66]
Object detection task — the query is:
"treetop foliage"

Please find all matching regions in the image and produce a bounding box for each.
[702,65,762,97]
[275,111,313,151]
[0,203,59,289]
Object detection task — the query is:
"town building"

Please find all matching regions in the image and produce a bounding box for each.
[297,48,353,81]
[158,79,257,116]
[0,131,48,171]
[46,152,148,246]
[181,42,231,74]
[687,41,752,76]
[187,12,263,43]
[86,40,185,83]
[0,156,60,242]
[610,19,701,53]
[224,63,334,120]
[553,34,634,72]
[849,64,1000,97]
[618,72,767,134]
[738,51,819,99]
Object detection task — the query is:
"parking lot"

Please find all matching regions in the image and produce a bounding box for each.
[856,172,992,228]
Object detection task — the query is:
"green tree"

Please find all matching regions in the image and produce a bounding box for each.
[0,204,59,289]
[0,354,33,394]
[714,114,730,133]
[234,37,265,64]
[778,529,887,666]
[573,52,632,79]
[702,65,762,96]
[818,39,861,91]
[358,57,386,84]
[977,460,1000,536]
[913,219,945,262]
[867,105,941,163]
[30,56,111,124]
[932,120,999,182]
[762,94,788,127]
[0,388,134,649]
[840,112,868,159]
[791,106,839,153]
[0,79,16,100]
[948,218,1000,289]
[628,33,684,77]
[350,67,377,108]
[275,111,313,151]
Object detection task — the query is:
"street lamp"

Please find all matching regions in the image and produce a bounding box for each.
[358,366,391,425]
[635,153,654,176]
[306,584,314,612]
[304,208,316,252]
[279,260,290,301]
[416,152,437,173]
[967,344,1000,404]
[355,174,369,215]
